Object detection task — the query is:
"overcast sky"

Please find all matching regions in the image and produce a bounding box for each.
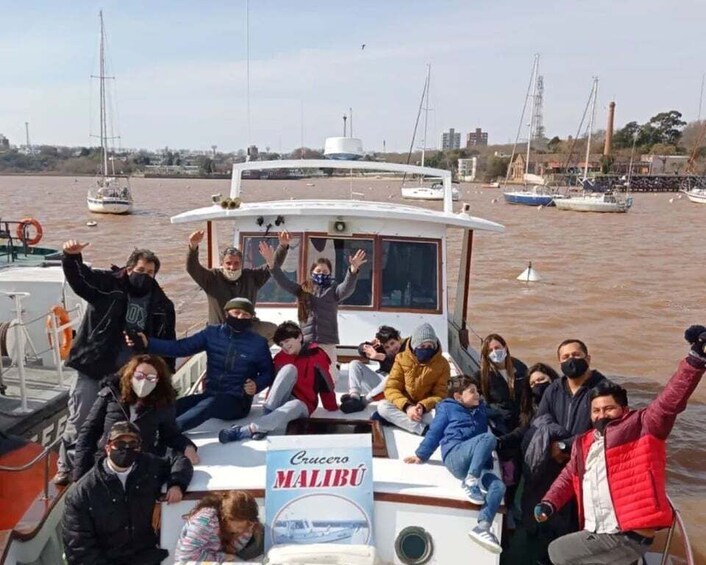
[1,0,704,153]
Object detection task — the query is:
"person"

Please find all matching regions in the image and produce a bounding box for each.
[175,490,264,563]
[405,375,505,553]
[260,243,367,375]
[340,325,404,414]
[519,363,560,431]
[55,241,176,486]
[128,297,273,432]
[186,228,290,328]
[218,321,337,442]
[376,323,450,435]
[62,421,193,565]
[72,354,199,482]
[535,325,706,565]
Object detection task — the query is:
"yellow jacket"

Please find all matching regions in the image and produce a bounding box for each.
[384,340,450,412]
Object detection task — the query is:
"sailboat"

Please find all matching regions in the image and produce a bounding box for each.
[401,65,459,202]
[86,11,133,215]
[555,78,633,213]
[503,54,563,207]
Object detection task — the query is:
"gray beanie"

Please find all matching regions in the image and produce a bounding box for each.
[224,297,255,316]
[410,323,438,350]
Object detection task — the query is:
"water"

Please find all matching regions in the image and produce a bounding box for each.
[3,175,705,558]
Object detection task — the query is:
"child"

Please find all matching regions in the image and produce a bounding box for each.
[218,321,337,442]
[259,243,367,376]
[174,490,263,562]
[404,375,505,554]
[375,323,450,435]
[340,325,404,413]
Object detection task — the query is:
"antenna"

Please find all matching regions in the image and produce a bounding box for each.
[533,75,545,143]
[245,0,251,155]
[698,73,705,122]
[349,107,353,137]
[343,114,347,137]
[24,122,32,155]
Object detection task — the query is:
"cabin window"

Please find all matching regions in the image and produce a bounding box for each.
[241,234,301,304]
[380,239,439,310]
[306,237,374,306]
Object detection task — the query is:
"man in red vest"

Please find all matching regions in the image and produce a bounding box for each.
[534,325,706,565]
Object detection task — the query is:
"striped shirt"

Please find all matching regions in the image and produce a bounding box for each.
[174,507,251,563]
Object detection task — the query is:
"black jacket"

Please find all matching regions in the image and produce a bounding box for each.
[63,253,176,378]
[72,375,195,481]
[63,452,193,565]
[483,357,528,437]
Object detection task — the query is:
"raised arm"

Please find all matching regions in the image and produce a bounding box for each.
[61,240,119,303]
[250,231,291,288]
[186,230,219,294]
[335,249,366,301]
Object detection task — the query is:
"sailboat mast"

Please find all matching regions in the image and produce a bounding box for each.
[421,64,430,168]
[583,77,598,182]
[99,11,108,178]
[524,54,539,177]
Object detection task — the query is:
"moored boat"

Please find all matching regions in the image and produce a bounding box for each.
[681,188,706,204]
[554,190,633,213]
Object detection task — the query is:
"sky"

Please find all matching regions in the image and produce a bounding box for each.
[1,0,705,153]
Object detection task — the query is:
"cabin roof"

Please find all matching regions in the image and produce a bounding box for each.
[170,199,505,232]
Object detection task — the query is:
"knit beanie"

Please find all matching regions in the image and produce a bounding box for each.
[223,297,255,316]
[410,323,437,350]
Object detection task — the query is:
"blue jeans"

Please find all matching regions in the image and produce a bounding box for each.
[176,393,252,432]
[444,432,505,523]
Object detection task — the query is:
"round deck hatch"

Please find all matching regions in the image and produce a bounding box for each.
[395,526,434,564]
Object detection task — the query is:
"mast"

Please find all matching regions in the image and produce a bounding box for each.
[524,54,539,177]
[583,77,599,183]
[99,11,108,178]
[421,64,430,168]
[245,0,251,160]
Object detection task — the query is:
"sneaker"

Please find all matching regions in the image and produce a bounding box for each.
[52,471,71,486]
[461,477,485,505]
[468,524,502,553]
[340,396,366,414]
[370,411,392,427]
[218,425,251,444]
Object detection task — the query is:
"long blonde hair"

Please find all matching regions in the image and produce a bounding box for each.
[479,334,516,400]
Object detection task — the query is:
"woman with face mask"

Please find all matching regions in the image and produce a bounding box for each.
[261,245,367,378]
[72,354,198,482]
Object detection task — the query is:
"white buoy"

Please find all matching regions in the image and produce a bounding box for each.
[669,198,674,203]
[491,198,497,203]
[678,194,683,199]
[537,205,543,210]
[86,221,97,227]
[517,261,541,282]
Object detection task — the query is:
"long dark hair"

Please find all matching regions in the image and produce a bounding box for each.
[519,362,560,427]
[119,354,176,407]
[296,258,333,323]
[479,334,516,400]
[187,491,260,550]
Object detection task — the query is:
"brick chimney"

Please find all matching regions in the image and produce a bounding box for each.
[604,101,616,156]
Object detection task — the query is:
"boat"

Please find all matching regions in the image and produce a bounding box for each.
[85,11,133,215]
[682,187,706,204]
[273,518,355,545]
[502,182,561,207]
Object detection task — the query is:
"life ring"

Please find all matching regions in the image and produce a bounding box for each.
[16,218,43,246]
[46,306,73,360]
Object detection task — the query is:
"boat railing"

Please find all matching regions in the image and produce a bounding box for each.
[659,498,695,565]
[0,435,63,502]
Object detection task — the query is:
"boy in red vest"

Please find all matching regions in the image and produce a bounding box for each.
[534,325,706,565]
[219,321,337,442]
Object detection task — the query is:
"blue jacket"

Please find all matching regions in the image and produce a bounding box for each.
[148,324,273,397]
[415,398,488,462]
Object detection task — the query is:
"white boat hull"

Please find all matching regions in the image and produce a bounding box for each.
[555,194,632,213]
[86,197,133,214]
[682,189,706,204]
[401,187,460,201]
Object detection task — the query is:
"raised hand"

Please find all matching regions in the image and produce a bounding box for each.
[348,249,367,273]
[189,230,205,250]
[63,240,90,255]
[258,241,275,268]
[685,325,706,359]
[278,230,292,247]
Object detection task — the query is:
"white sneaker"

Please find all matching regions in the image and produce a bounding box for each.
[468,524,502,553]
[461,476,485,505]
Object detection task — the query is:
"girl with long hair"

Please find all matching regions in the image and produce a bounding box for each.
[72,354,198,481]
[175,490,264,562]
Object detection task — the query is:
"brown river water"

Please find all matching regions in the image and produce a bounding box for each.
[3,175,705,560]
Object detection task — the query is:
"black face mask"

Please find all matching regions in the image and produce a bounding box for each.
[128,272,155,296]
[561,357,589,379]
[108,446,140,468]
[226,317,252,332]
[531,382,550,404]
[592,417,614,435]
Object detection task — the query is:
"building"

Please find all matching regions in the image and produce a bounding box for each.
[458,157,477,182]
[466,128,488,148]
[0,134,9,152]
[440,128,461,150]
[640,154,689,175]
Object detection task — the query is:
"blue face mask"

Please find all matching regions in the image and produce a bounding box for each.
[312,273,332,287]
[414,346,436,363]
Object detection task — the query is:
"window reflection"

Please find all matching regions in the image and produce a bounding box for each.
[241,234,301,304]
[381,239,438,310]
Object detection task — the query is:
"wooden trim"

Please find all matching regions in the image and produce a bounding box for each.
[286,418,389,459]
[461,230,473,326]
[206,221,214,269]
[11,484,67,541]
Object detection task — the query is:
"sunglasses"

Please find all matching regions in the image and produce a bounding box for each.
[111,440,141,450]
[133,371,158,382]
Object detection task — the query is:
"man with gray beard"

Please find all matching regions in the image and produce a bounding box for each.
[186,229,290,339]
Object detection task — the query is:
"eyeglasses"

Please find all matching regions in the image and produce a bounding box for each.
[111,440,141,450]
[133,371,158,382]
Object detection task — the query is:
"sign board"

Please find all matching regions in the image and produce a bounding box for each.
[265,434,374,551]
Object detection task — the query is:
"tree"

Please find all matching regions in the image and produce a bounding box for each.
[646,110,686,146]
[547,136,562,152]
[613,121,641,150]
[485,156,510,181]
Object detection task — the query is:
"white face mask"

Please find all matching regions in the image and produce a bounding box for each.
[221,267,242,281]
[488,348,507,365]
[131,377,157,398]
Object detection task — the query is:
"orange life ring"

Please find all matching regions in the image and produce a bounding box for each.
[16,218,43,246]
[46,306,73,360]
